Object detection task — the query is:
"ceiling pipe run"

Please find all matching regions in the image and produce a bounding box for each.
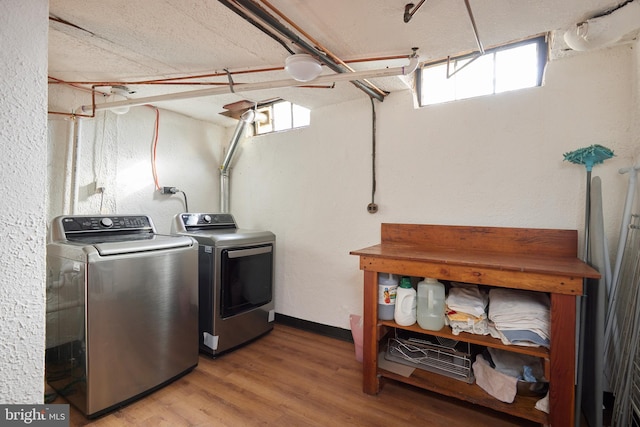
[227,0,387,101]
[220,109,259,213]
[80,59,418,114]
[257,0,387,98]
[564,0,640,51]
[217,0,295,55]
[49,54,409,87]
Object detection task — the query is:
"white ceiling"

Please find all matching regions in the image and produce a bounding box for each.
[48,0,625,126]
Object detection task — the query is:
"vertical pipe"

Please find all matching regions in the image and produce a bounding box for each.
[70,116,82,215]
[220,171,230,214]
[62,116,76,215]
[219,109,256,213]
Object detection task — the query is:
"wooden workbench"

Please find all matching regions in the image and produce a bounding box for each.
[350,223,600,426]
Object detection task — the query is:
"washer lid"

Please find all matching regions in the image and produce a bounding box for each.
[92,235,195,256]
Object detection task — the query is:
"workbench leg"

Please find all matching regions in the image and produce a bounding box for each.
[549,293,576,426]
[362,270,380,394]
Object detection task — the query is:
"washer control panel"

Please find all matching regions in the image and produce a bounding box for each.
[61,215,153,233]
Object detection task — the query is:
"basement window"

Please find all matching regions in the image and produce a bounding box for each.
[254,100,310,135]
[417,35,548,106]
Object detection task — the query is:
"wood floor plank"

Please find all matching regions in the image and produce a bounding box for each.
[55,323,540,426]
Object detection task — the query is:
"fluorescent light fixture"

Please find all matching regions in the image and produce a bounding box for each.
[285,54,322,82]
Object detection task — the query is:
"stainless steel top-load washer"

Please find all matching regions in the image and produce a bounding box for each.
[45,215,199,418]
[171,213,275,357]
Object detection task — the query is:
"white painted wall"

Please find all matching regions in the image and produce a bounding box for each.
[0,0,48,403]
[231,44,640,330]
[47,91,225,233]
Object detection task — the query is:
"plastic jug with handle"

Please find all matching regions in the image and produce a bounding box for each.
[378,273,399,320]
[417,278,446,331]
[394,276,416,326]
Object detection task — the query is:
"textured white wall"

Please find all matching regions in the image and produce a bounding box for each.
[231,44,640,329]
[0,0,48,403]
[47,95,225,233]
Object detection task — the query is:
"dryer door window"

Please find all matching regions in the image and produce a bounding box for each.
[220,244,273,318]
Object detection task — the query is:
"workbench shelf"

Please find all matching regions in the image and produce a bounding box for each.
[379,320,550,359]
[351,223,600,427]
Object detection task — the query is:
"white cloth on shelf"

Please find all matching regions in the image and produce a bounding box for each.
[447,316,490,336]
[535,392,550,414]
[472,354,517,403]
[488,288,550,347]
[447,282,489,317]
[445,282,490,336]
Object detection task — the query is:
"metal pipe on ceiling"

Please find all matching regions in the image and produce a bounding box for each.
[464,0,485,55]
[217,0,295,55]
[257,0,387,99]
[404,0,428,23]
[226,0,387,101]
[48,54,408,87]
[79,59,418,114]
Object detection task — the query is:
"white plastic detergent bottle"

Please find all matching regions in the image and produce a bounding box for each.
[378,273,399,320]
[417,278,446,331]
[394,276,417,326]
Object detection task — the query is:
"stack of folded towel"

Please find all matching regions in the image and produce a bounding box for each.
[445,282,490,336]
[488,288,550,348]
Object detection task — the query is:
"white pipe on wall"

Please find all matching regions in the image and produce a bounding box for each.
[70,115,82,215]
[62,116,75,215]
[80,58,420,114]
[564,0,640,51]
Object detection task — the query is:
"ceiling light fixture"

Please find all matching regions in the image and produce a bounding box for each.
[284,54,322,82]
[109,85,131,115]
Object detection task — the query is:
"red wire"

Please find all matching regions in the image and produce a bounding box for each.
[147,105,160,190]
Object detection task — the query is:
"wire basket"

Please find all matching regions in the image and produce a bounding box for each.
[385,330,474,383]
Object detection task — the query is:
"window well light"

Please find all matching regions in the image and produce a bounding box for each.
[285,54,322,82]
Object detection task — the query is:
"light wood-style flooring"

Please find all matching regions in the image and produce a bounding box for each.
[56,324,540,426]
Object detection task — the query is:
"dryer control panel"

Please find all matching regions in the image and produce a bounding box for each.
[177,213,236,231]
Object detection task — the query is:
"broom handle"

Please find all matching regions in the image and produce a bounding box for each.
[583,169,591,262]
[575,169,592,427]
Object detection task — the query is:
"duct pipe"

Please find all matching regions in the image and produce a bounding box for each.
[564,0,640,51]
[220,109,257,213]
[80,59,418,114]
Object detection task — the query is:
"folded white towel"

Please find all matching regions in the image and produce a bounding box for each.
[447,282,489,317]
[488,288,550,346]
